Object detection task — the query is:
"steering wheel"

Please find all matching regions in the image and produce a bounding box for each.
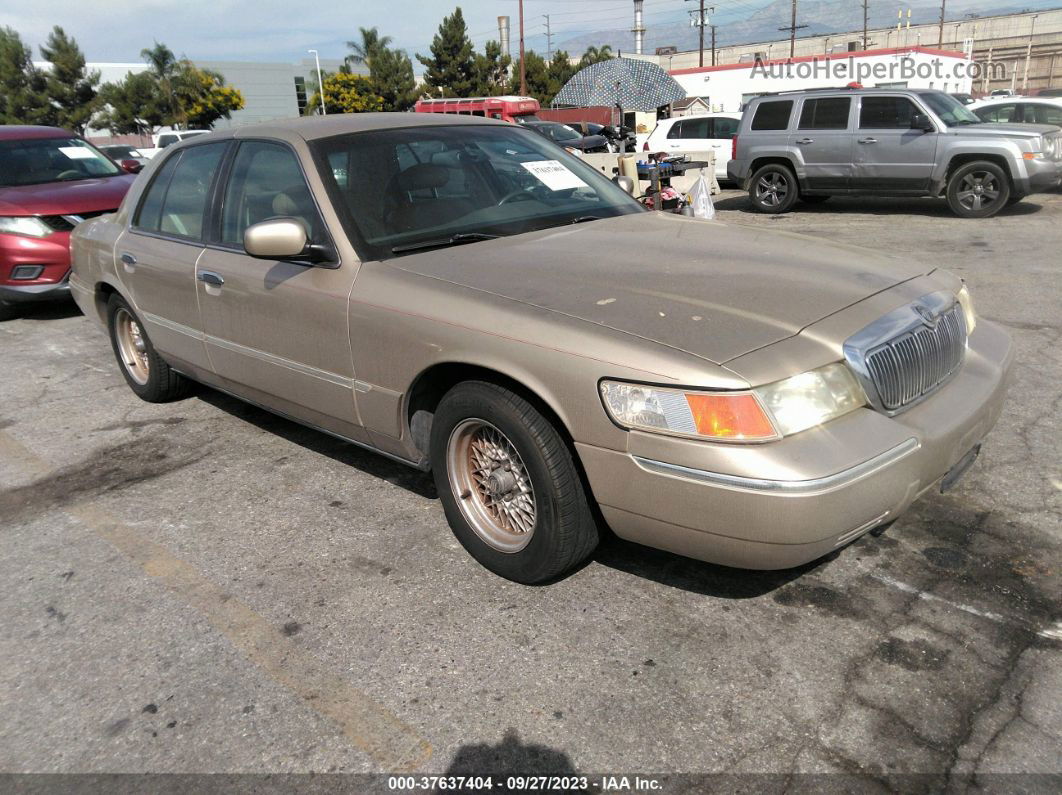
[56,170,82,180]
[496,187,538,206]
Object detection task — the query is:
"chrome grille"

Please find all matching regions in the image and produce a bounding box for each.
[864,304,966,411]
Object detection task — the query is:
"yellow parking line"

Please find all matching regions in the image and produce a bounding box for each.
[0,430,432,772]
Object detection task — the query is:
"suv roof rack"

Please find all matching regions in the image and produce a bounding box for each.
[758,86,868,97]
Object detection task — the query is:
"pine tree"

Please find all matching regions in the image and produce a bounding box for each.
[370,48,419,111]
[0,27,50,125]
[38,26,99,133]
[471,40,511,96]
[509,50,574,106]
[416,7,476,98]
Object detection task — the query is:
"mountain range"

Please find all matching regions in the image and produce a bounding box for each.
[534,0,1059,56]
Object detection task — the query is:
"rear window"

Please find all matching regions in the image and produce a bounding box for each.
[799,97,851,130]
[751,101,793,130]
[135,143,226,240]
[859,96,919,129]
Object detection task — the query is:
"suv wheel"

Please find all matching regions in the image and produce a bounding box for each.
[106,294,192,402]
[430,381,598,584]
[946,161,1010,219]
[749,163,799,213]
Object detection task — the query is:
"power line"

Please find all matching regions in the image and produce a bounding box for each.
[778,0,807,57]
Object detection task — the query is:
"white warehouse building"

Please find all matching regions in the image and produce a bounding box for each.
[668,46,977,114]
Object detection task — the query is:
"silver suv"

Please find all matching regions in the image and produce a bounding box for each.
[728,88,1062,218]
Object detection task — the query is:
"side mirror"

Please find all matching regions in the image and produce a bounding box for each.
[612,175,636,195]
[910,113,934,132]
[244,218,309,259]
[119,159,143,174]
[243,218,337,266]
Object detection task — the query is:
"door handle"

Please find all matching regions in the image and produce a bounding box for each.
[796,138,814,145]
[197,271,224,287]
[858,137,878,144]
[119,252,136,273]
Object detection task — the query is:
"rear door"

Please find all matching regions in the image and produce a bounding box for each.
[117,142,228,372]
[792,96,854,191]
[664,117,711,155]
[193,139,366,441]
[852,95,939,192]
[707,116,740,178]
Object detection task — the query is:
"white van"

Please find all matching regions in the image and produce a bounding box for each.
[138,130,211,159]
[642,113,742,181]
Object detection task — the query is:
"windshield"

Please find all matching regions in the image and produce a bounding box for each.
[313,124,642,260]
[0,137,123,187]
[917,91,982,126]
[103,145,136,158]
[546,124,581,142]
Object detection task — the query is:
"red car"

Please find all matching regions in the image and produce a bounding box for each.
[1,126,136,319]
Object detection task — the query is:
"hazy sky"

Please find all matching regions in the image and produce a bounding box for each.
[5,0,769,65]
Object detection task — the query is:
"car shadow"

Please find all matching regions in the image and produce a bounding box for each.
[591,532,828,598]
[3,300,83,322]
[195,387,827,596]
[712,193,1045,217]
[194,387,438,500]
[440,728,583,788]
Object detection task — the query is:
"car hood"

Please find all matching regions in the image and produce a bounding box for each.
[388,212,931,364]
[571,134,608,150]
[952,122,1060,138]
[0,174,135,215]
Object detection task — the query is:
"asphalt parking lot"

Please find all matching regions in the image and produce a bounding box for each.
[2,189,1060,786]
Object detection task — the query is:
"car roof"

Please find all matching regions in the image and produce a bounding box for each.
[0,125,74,141]
[224,112,512,143]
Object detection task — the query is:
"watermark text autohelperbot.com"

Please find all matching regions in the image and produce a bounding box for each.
[751,56,1006,84]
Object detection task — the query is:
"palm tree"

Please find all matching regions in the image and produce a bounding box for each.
[140,42,177,79]
[345,27,392,70]
[580,45,614,68]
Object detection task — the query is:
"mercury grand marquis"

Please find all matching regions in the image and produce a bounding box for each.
[70,113,1013,583]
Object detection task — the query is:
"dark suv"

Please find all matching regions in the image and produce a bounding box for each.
[728,88,1062,218]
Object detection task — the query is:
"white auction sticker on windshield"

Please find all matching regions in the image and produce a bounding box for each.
[520,160,588,191]
[58,146,96,160]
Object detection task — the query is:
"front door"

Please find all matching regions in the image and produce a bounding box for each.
[792,96,855,191]
[117,142,228,373]
[194,139,366,442]
[852,95,939,193]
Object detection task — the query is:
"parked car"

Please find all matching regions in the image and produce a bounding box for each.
[728,88,1062,218]
[71,114,1012,583]
[98,144,149,171]
[949,92,975,105]
[138,129,210,159]
[515,120,610,153]
[1037,88,1062,98]
[563,121,636,152]
[0,126,136,320]
[969,97,1062,127]
[642,112,742,181]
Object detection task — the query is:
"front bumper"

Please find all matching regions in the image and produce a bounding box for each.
[1016,157,1062,195]
[0,230,73,304]
[576,320,1014,570]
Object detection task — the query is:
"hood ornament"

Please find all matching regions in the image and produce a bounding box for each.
[913,304,940,329]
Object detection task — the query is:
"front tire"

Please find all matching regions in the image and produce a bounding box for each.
[430,381,598,584]
[106,294,191,402]
[946,161,1010,218]
[748,163,799,213]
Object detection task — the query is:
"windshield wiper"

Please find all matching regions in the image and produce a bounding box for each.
[570,215,602,224]
[391,232,499,254]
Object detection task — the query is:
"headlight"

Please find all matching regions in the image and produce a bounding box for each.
[957,284,976,334]
[0,216,53,238]
[753,363,865,437]
[601,362,866,443]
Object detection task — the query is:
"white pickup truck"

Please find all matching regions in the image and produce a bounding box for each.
[138,129,210,159]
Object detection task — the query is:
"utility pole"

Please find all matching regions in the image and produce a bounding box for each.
[938,0,946,48]
[863,0,869,49]
[710,24,717,66]
[685,1,714,68]
[518,0,526,96]
[778,0,807,58]
[543,15,553,60]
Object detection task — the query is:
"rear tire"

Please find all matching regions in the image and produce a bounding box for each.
[748,163,799,213]
[946,161,1010,218]
[106,294,192,402]
[430,381,598,584]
